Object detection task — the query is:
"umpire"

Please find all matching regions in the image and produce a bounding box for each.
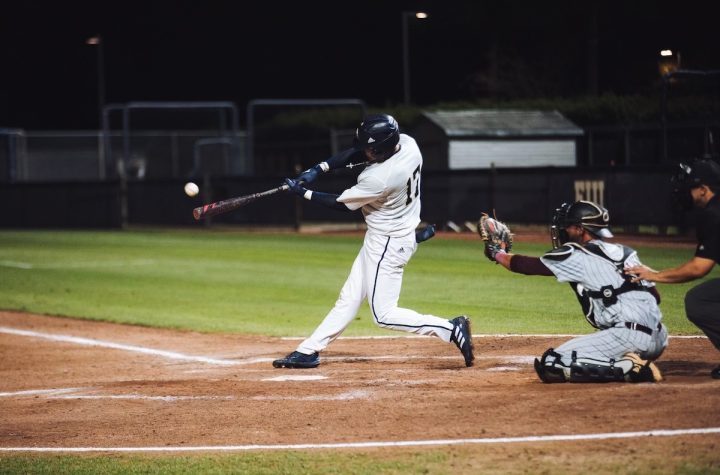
[629,158,720,379]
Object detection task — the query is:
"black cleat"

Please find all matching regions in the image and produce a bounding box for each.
[450,316,475,367]
[272,351,320,369]
[711,365,720,380]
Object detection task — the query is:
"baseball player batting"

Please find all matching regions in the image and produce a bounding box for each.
[272,113,474,369]
[482,200,667,383]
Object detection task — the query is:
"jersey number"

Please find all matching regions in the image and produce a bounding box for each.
[405,165,421,205]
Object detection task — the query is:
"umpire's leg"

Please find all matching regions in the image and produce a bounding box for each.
[685,278,720,351]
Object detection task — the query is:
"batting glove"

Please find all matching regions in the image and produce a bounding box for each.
[296,163,325,184]
[285,178,308,196]
[415,224,436,243]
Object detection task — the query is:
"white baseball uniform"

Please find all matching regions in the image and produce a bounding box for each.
[540,240,668,368]
[296,134,456,354]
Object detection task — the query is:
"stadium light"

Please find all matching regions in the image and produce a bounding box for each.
[658,49,681,78]
[86,35,106,129]
[402,11,429,105]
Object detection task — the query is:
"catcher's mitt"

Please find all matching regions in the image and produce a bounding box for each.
[478,213,513,262]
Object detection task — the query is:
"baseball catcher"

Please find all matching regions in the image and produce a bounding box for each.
[480,201,667,383]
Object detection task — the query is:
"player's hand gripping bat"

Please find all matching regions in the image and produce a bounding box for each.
[192,184,289,220]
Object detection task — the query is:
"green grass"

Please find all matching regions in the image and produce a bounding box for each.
[2,447,720,475]
[0,229,712,336]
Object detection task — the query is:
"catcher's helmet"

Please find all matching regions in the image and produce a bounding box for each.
[671,158,720,210]
[551,200,613,248]
[354,114,400,160]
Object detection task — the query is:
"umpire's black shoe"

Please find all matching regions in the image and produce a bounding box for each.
[450,316,475,367]
[272,351,320,369]
[711,365,720,380]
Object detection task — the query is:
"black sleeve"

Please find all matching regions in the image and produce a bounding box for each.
[325,147,362,171]
[696,207,720,262]
[509,255,555,276]
[309,191,352,212]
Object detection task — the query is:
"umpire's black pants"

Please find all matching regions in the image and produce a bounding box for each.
[685,278,720,351]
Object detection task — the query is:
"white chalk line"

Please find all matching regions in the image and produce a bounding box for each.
[0,385,367,402]
[0,388,85,397]
[0,327,239,366]
[1,427,718,453]
[263,375,328,382]
[251,389,370,401]
[0,387,235,401]
[48,394,235,401]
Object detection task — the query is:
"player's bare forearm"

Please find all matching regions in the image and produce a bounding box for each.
[628,257,715,283]
[495,251,512,270]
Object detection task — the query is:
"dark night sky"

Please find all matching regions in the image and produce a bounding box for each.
[0,0,716,129]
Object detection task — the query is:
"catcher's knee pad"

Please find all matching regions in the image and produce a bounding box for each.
[568,351,624,383]
[534,348,568,383]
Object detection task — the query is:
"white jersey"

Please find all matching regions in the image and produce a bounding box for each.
[540,240,662,330]
[338,134,421,236]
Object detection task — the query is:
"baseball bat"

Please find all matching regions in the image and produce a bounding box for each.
[192,159,370,220]
[192,184,289,220]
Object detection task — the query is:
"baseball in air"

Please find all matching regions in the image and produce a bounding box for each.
[184,182,199,197]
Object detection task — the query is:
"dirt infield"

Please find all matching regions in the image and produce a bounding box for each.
[1,310,719,465]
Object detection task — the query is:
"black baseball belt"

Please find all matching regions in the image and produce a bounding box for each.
[623,321,662,335]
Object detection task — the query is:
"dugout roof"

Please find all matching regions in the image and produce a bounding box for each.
[421,109,583,138]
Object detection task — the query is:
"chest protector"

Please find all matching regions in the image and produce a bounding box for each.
[567,242,649,329]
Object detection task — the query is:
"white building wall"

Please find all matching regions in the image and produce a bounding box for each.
[448,140,576,169]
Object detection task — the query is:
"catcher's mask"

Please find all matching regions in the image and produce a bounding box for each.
[671,159,720,210]
[550,200,613,249]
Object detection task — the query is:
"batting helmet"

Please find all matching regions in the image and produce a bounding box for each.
[551,200,613,248]
[354,114,400,160]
